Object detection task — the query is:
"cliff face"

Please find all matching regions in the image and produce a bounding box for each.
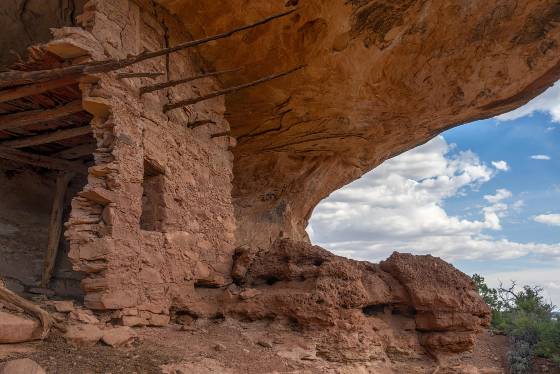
[156,0,560,247]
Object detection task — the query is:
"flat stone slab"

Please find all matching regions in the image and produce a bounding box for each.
[0,311,40,344]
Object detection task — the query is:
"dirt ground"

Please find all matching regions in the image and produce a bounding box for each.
[1,320,558,374]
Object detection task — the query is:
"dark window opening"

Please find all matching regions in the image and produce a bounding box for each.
[140,159,165,231]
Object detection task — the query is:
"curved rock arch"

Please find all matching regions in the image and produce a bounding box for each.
[156,0,560,247]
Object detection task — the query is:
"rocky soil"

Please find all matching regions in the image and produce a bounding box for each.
[0,239,513,373]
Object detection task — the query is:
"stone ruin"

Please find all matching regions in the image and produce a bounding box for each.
[0,0,558,369]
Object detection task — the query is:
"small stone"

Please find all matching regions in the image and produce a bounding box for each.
[0,358,45,374]
[70,310,99,324]
[214,343,226,352]
[148,314,170,327]
[257,340,273,348]
[64,324,103,347]
[239,288,260,300]
[0,311,41,343]
[122,316,147,327]
[101,327,137,347]
[51,300,74,313]
[300,354,318,361]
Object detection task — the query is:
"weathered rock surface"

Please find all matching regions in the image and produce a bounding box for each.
[222,239,490,359]
[157,0,560,247]
[0,311,41,344]
[101,326,137,347]
[0,359,45,374]
[64,324,104,347]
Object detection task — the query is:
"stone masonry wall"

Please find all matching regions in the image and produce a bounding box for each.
[60,0,236,324]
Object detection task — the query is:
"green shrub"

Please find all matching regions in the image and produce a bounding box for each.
[507,337,533,374]
[472,274,560,372]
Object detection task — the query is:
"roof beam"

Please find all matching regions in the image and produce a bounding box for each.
[0,76,79,103]
[0,9,297,89]
[164,66,304,112]
[0,145,87,174]
[0,100,83,131]
[51,143,96,159]
[1,125,91,148]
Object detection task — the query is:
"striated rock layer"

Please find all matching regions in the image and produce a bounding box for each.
[219,239,490,361]
[157,0,560,247]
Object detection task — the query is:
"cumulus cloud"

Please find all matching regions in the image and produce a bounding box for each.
[491,160,509,171]
[497,81,560,122]
[531,155,551,160]
[484,189,512,204]
[308,136,560,263]
[534,214,560,227]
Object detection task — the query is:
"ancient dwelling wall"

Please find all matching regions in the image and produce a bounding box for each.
[0,160,86,298]
[60,0,236,324]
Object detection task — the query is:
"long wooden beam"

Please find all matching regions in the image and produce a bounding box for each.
[51,143,96,159]
[140,69,238,95]
[41,172,74,288]
[1,125,91,148]
[0,9,297,89]
[0,76,79,103]
[118,72,163,79]
[0,100,83,131]
[0,145,87,174]
[164,65,305,112]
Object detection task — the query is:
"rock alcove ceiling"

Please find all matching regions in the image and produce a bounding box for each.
[156,0,560,247]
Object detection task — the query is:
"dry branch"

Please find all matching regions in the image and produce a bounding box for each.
[140,69,238,95]
[1,125,91,148]
[118,72,164,79]
[0,283,55,339]
[0,100,83,131]
[164,65,304,112]
[0,76,79,103]
[0,145,87,174]
[0,9,297,89]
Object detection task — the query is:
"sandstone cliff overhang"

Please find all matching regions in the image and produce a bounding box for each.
[156,0,560,246]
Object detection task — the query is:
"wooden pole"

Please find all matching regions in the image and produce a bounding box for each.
[0,9,297,89]
[0,146,87,174]
[41,172,74,288]
[0,76,79,103]
[164,65,305,112]
[0,283,55,339]
[140,69,238,95]
[0,100,83,131]
[117,72,164,79]
[1,125,91,148]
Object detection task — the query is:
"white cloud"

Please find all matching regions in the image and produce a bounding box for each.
[491,160,509,171]
[308,136,560,263]
[484,188,512,204]
[534,214,560,227]
[497,81,560,122]
[530,154,551,160]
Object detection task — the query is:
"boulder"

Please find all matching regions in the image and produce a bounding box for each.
[51,300,74,313]
[101,327,137,347]
[64,324,103,347]
[0,311,41,343]
[0,358,45,374]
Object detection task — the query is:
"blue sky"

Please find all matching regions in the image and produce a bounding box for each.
[308,82,560,307]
